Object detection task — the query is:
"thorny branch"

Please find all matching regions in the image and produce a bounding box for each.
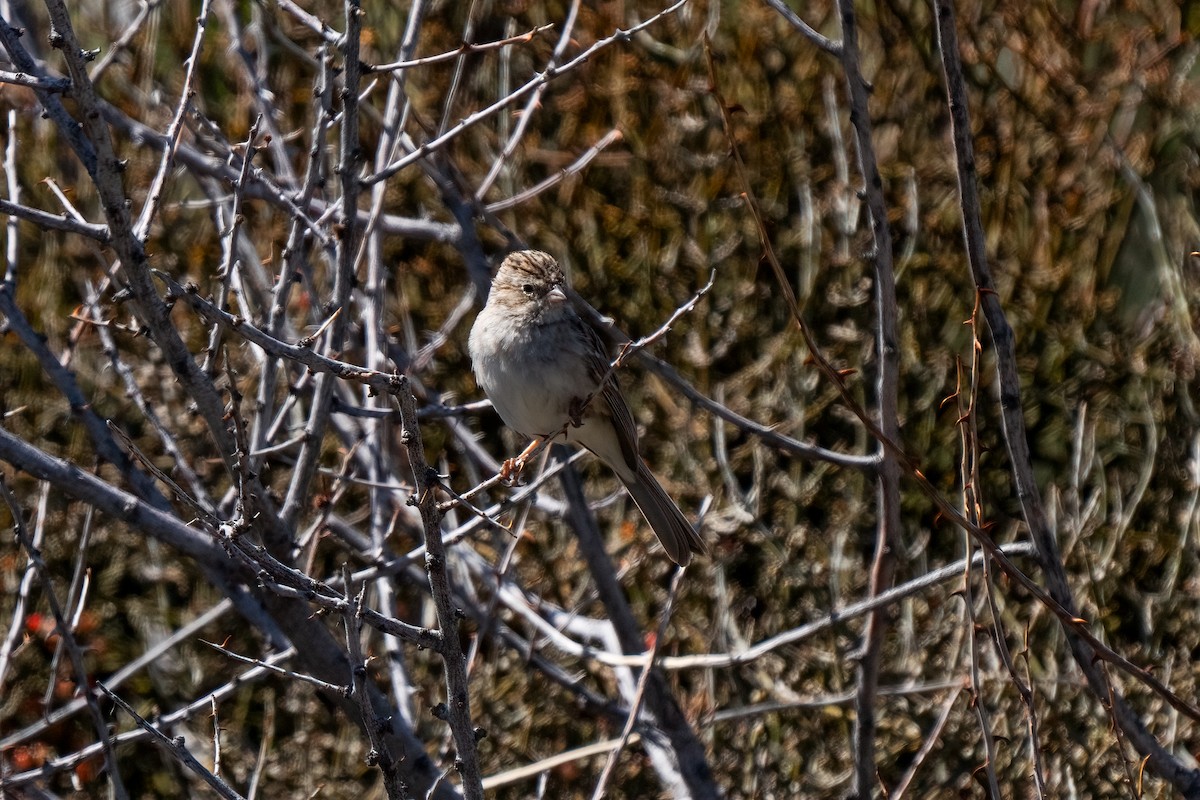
[932,1,1200,794]
[705,31,1200,731]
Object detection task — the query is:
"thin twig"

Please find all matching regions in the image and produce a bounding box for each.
[364,0,691,185]
[932,1,1200,794]
[0,602,238,752]
[475,1,582,200]
[369,23,555,71]
[96,683,245,800]
[705,28,1200,730]
[200,640,349,695]
[495,542,1035,671]
[4,648,291,789]
[0,197,109,241]
[133,0,214,238]
[200,117,262,375]
[481,735,643,791]
[760,0,841,55]
[394,376,485,799]
[820,1,906,794]
[485,128,623,213]
[90,0,159,80]
[341,567,406,798]
[278,0,363,529]
[0,475,129,799]
[890,684,966,800]
[589,567,684,798]
[0,67,70,91]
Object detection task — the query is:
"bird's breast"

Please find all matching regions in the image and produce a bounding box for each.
[469,309,597,438]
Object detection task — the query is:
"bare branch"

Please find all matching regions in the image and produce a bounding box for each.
[364,0,691,185]
[0,196,109,241]
[761,0,841,55]
[0,475,129,799]
[0,67,69,91]
[97,683,244,800]
[394,377,484,798]
[932,0,1200,794]
[369,23,555,72]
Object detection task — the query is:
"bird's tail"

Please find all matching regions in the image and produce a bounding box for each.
[619,460,707,566]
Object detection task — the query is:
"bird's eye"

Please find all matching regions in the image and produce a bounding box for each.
[521,283,537,297]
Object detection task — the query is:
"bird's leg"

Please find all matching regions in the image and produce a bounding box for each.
[501,437,542,484]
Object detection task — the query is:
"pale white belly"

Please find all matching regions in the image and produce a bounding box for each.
[469,309,598,439]
[468,301,638,480]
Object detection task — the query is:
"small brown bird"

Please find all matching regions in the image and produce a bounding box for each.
[468,250,706,566]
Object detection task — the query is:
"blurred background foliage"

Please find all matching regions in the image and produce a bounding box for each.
[1,0,1199,797]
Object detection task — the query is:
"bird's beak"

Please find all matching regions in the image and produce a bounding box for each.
[547,284,567,305]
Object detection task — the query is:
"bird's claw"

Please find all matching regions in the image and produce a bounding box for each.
[501,437,542,485]
[500,456,526,485]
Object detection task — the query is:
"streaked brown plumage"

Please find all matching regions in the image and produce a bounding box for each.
[468,250,706,566]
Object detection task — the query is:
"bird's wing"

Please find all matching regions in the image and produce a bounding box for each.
[582,325,640,474]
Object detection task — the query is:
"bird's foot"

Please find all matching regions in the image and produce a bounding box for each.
[499,457,524,485]
[500,438,543,485]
